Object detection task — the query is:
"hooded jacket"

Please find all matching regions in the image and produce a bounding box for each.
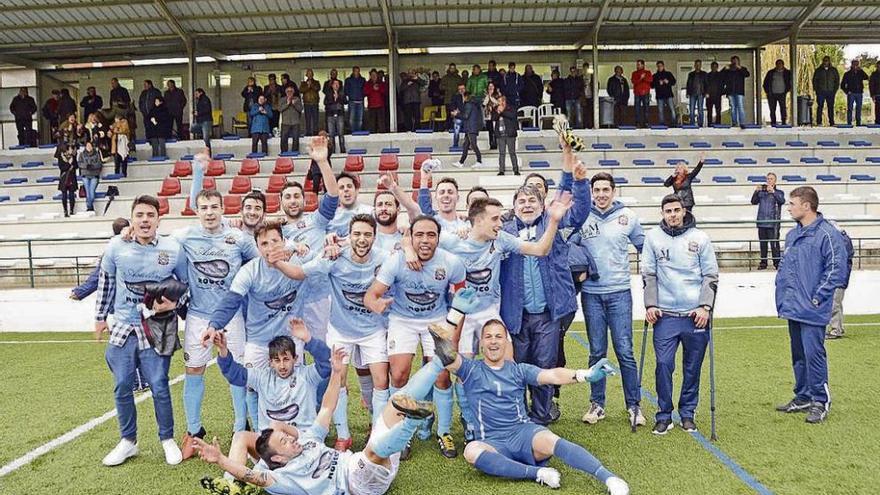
[775,214,848,326]
[574,201,645,295]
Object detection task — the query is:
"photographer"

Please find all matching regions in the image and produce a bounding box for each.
[750,172,785,270]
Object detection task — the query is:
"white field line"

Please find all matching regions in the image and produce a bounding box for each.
[0,340,100,344]
[566,321,878,334]
[0,360,216,478]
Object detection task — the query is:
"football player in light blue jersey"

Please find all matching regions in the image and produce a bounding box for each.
[194,291,482,495]
[95,195,188,467]
[365,215,467,459]
[327,171,374,238]
[440,320,630,495]
[414,169,469,233]
[571,171,647,429]
[642,194,719,435]
[189,149,267,237]
[172,188,261,459]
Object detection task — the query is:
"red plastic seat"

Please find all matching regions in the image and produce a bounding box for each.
[267,174,287,193]
[303,175,314,192]
[412,153,431,170]
[202,177,217,190]
[171,160,192,177]
[238,158,260,176]
[304,192,318,212]
[230,175,252,194]
[273,157,294,174]
[344,155,364,172]
[411,190,419,201]
[265,193,280,213]
[411,171,432,189]
[182,198,196,216]
[158,177,181,196]
[224,194,242,214]
[158,197,170,216]
[378,153,399,171]
[206,159,226,177]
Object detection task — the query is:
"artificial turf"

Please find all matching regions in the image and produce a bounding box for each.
[0,315,877,495]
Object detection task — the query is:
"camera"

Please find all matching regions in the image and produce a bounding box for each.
[761,184,767,191]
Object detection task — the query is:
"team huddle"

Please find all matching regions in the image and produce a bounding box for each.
[93,131,736,495]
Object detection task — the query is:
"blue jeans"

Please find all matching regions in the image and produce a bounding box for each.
[304,104,319,135]
[82,176,99,211]
[815,91,836,125]
[634,94,650,126]
[657,97,677,126]
[565,99,582,128]
[788,320,829,404]
[194,120,212,151]
[583,291,640,408]
[653,315,708,422]
[846,93,863,125]
[688,95,705,127]
[105,333,174,441]
[728,94,746,125]
[511,310,560,425]
[452,118,463,148]
[348,100,364,132]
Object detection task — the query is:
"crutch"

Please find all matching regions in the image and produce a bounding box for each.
[707,282,719,441]
[632,319,650,433]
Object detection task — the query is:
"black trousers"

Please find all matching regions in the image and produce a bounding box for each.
[170,114,183,138]
[706,96,722,125]
[758,226,781,267]
[768,93,787,125]
[114,153,128,176]
[402,102,420,131]
[251,133,268,154]
[280,125,300,152]
[366,108,387,133]
[458,133,481,164]
[15,117,33,146]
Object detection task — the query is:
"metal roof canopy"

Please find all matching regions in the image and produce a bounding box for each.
[1,0,879,67]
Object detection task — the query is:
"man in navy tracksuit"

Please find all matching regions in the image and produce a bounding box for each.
[642,194,719,435]
[499,151,591,425]
[775,187,848,424]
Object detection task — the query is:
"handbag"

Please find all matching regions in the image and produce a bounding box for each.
[78,184,86,198]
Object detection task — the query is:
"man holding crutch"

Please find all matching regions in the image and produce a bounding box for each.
[642,194,719,435]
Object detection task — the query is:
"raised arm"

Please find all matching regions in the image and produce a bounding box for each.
[518,199,572,256]
[309,135,338,197]
[380,174,421,220]
[290,318,332,379]
[313,347,349,431]
[193,437,275,488]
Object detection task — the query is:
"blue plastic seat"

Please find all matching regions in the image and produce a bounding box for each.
[849,140,872,147]
[625,142,645,149]
[866,157,880,164]
[754,141,776,147]
[135,138,148,145]
[767,157,790,164]
[525,144,546,151]
[0,162,12,169]
[748,175,766,183]
[690,142,711,148]
[632,159,654,166]
[3,177,27,185]
[599,160,619,167]
[800,157,823,164]
[381,148,400,154]
[448,146,462,153]
[711,124,731,129]
[279,151,300,157]
[816,174,841,182]
[148,155,169,162]
[19,194,43,202]
[22,161,43,168]
[213,153,234,160]
[666,158,688,165]
[352,130,370,136]
[0,195,10,202]
[221,135,241,141]
[348,148,367,155]
[180,154,194,160]
[817,140,839,147]
[712,176,736,183]
[641,176,664,184]
[618,125,637,130]
[414,146,433,153]
[102,173,124,180]
[742,124,762,129]
[36,176,58,183]
[850,174,875,181]
[415,128,433,134]
[722,141,744,148]
[522,127,540,132]
[592,143,612,150]
[650,125,668,130]
[786,140,808,147]
[703,158,723,165]
[833,156,856,164]
[658,142,678,149]
[782,175,806,182]
[38,143,57,149]
[529,161,550,168]
[734,158,757,165]
[613,176,628,184]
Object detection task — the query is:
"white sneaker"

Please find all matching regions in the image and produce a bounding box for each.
[451,162,465,168]
[535,467,561,489]
[582,402,606,424]
[628,405,647,427]
[162,438,183,465]
[102,438,138,466]
[606,476,630,495]
[473,161,484,168]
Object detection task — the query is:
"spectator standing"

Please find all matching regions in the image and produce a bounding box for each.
[521,64,543,108]
[163,80,187,138]
[10,87,37,146]
[763,59,792,126]
[263,73,283,132]
[109,116,130,176]
[138,80,161,130]
[563,66,584,128]
[582,62,594,129]
[57,89,77,123]
[56,113,83,150]
[322,69,340,97]
[79,140,102,212]
[344,66,366,132]
[774,186,847,424]
[706,61,724,126]
[547,70,565,114]
[363,69,389,133]
[495,96,519,176]
[812,56,840,126]
[248,94,272,155]
[301,69,321,135]
[503,62,524,108]
[441,63,463,128]
[483,81,502,150]
[42,89,61,138]
[449,83,467,148]
[325,79,347,154]
[428,71,443,107]
[722,56,750,127]
[240,77,262,134]
[631,60,653,128]
[607,66,630,127]
[840,59,869,126]
[83,112,110,159]
[663,158,704,211]
[486,60,503,88]
[399,70,422,132]
[145,96,171,158]
[192,88,213,154]
[57,143,79,217]
[80,86,103,121]
[652,61,677,126]
[280,73,298,93]
[826,222,854,339]
[870,65,880,124]
[750,172,785,269]
[686,60,708,127]
[466,64,489,103]
[109,78,131,109]
[452,91,483,168]
[278,85,303,153]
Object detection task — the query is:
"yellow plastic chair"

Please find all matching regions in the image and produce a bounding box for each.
[232,111,248,136]
[431,106,447,131]
[211,110,223,137]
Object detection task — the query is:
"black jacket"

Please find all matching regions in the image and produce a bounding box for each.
[721,66,750,96]
[324,92,347,117]
[841,69,869,94]
[57,96,77,121]
[110,86,131,106]
[685,70,708,97]
[762,68,792,95]
[194,94,213,123]
[145,104,172,139]
[139,87,161,116]
[522,73,544,107]
[494,107,518,137]
[664,161,704,210]
[870,70,880,98]
[9,95,37,119]
[80,95,104,118]
[241,85,263,111]
[428,80,443,106]
[652,70,677,99]
[607,75,630,104]
[548,78,565,107]
[163,88,187,117]
[706,71,725,99]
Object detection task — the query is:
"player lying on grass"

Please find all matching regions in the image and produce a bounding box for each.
[211,317,331,477]
[431,319,630,494]
[195,289,483,495]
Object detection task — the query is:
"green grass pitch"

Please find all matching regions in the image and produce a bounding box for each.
[0,315,877,495]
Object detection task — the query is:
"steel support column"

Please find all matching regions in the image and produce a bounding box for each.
[790,35,799,126]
